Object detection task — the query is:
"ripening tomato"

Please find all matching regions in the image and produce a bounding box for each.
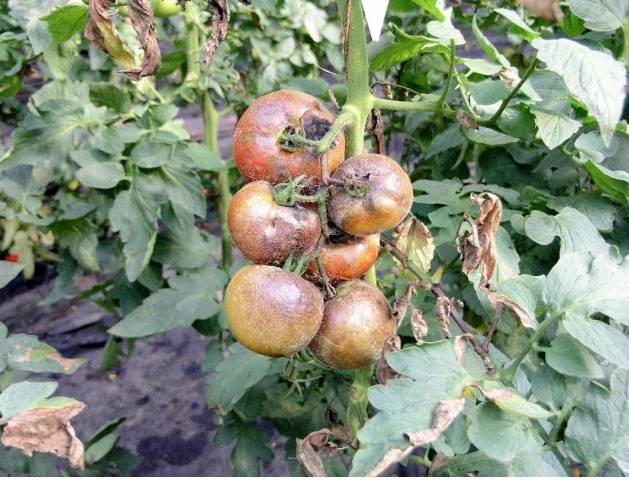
[307,234,380,284]
[225,265,324,357]
[152,0,181,17]
[233,90,345,184]
[5,253,20,263]
[228,180,321,265]
[327,154,413,236]
[308,280,396,369]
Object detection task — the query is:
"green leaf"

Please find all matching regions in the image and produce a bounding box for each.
[219,421,274,476]
[109,266,227,338]
[495,274,545,327]
[530,365,568,411]
[547,193,617,232]
[158,165,206,218]
[185,143,224,172]
[438,450,561,476]
[531,108,581,150]
[42,5,88,43]
[409,0,445,20]
[467,403,542,462]
[0,381,57,419]
[350,342,475,476]
[370,38,433,71]
[89,83,131,114]
[0,333,85,374]
[459,57,501,76]
[153,215,215,269]
[524,207,608,256]
[427,124,464,158]
[566,0,627,32]
[75,161,126,189]
[207,343,275,410]
[546,334,604,378]
[472,15,510,68]
[494,8,538,41]
[0,261,24,289]
[565,369,629,473]
[131,140,174,169]
[462,126,518,146]
[51,219,101,272]
[426,7,464,45]
[533,38,627,146]
[109,176,167,282]
[544,252,629,368]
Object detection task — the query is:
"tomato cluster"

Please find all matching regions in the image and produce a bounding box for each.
[225,90,413,369]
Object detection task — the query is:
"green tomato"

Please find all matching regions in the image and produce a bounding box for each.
[152,0,181,17]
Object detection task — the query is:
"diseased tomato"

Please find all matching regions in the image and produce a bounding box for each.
[307,234,380,284]
[327,153,413,236]
[233,90,345,184]
[152,0,181,17]
[225,265,324,357]
[308,280,396,369]
[228,180,321,264]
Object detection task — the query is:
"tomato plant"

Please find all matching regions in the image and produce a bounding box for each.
[1,0,628,476]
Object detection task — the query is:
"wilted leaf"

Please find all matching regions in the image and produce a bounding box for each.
[519,0,564,20]
[487,292,533,327]
[1,400,86,469]
[392,280,417,326]
[410,306,428,343]
[297,429,330,477]
[205,0,230,65]
[376,335,402,385]
[122,0,161,79]
[456,110,479,130]
[479,384,553,418]
[366,398,466,477]
[436,295,452,338]
[459,193,502,289]
[395,217,435,272]
[84,0,136,68]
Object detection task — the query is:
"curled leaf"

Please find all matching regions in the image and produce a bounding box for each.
[395,217,435,273]
[368,108,385,155]
[519,0,563,21]
[1,401,86,469]
[410,306,428,343]
[376,335,402,385]
[392,280,417,327]
[487,292,533,328]
[458,193,502,289]
[205,0,230,65]
[122,0,161,79]
[498,67,518,88]
[84,0,136,68]
[297,428,351,477]
[435,295,452,338]
[367,398,466,476]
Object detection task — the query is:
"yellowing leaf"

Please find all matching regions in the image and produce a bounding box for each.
[84,0,136,69]
[395,217,435,273]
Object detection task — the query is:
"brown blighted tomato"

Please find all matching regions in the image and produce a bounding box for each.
[307,234,380,284]
[225,265,324,357]
[228,180,321,264]
[327,154,413,236]
[308,280,396,369]
[233,90,345,184]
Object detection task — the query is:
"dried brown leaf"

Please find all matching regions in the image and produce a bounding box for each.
[367,398,466,477]
[458,193,502,289]
[454,334,471,367]
[456,109,479,129]
[479,386,513,401]
[488,292,533,328]
[428,452,452,475]
[519,0,564,21]
[392,280,417,327]
[395,217,435,273]
[435,296,452,339]
[297,428,351,477]
[204,0,230,65]
[122,0,161,79]
[499,67,518,88]
[410,306,428,343]
[376,335,402,385]
[2,402,86,469]
[368,108,385,155]
[84,0,136,68]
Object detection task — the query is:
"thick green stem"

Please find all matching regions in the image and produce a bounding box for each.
[549,401,574,447]
[337,0,373,158]
[184,2,201,82]
[201,92,233,269]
